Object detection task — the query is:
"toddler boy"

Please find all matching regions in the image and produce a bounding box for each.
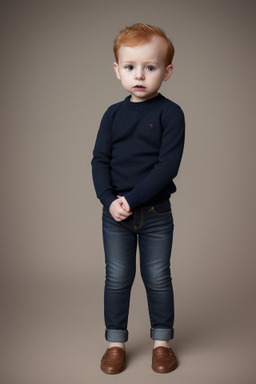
[92,23,185,374]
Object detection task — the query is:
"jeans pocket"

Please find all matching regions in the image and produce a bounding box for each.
[151,201,172,216]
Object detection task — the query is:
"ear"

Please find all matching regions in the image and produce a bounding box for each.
[113,62,121,80]
[163,64,174,82]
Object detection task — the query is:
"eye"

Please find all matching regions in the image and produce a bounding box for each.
[146,66,155,71]
[125,65,134,71]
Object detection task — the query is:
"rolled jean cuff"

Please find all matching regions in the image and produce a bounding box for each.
[105,329,128,342]
[150,328,174,340]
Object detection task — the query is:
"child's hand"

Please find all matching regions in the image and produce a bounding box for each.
[117,196,131,213]
[109,197,132,222]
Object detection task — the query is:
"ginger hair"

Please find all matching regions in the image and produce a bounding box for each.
[113,23,175,67]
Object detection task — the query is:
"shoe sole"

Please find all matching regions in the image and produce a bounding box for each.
[100,364,125,374]
[152,362,178,374]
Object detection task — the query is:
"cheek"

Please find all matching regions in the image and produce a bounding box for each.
[151,75,163,87]
[119,76,131,90]
[120,75,131,85]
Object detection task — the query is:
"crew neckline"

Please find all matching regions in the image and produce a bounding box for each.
[124,93,164,111]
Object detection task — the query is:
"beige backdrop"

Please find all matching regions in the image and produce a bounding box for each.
[1,1,256,383]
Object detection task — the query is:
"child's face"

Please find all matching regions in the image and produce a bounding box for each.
[114,36,173,102]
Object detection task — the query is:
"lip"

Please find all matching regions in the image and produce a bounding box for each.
[134,85,146,90]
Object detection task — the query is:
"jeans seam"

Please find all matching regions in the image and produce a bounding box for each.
[133,208,144,230]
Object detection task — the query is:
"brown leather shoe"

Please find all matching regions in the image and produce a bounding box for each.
[152,346,178,373]
[100,347,125,374]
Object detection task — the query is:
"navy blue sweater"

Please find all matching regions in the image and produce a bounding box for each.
[91,93,185,210]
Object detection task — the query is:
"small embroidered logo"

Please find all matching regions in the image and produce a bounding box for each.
[149,123,153,128]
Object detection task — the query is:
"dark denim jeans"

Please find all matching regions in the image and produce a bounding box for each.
[102,200,175,342]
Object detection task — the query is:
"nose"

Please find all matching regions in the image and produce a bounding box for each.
[135,69,145,80]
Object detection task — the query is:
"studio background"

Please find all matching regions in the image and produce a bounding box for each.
[1,1,255,383]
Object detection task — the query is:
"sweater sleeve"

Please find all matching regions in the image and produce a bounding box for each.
[91,110,116,209]
[124,107,185,210]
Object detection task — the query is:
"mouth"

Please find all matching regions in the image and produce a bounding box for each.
[134,85,146,90]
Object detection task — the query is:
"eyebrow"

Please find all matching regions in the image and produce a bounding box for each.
[122,60,159,65]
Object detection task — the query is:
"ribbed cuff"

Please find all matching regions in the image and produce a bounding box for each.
[100,190,117,210]
[124,189,145,210]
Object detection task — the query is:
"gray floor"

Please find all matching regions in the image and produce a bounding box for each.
[2,274,256,384]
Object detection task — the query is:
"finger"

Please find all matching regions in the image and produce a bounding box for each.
[120,197,130,212]
[119,213,129,219]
